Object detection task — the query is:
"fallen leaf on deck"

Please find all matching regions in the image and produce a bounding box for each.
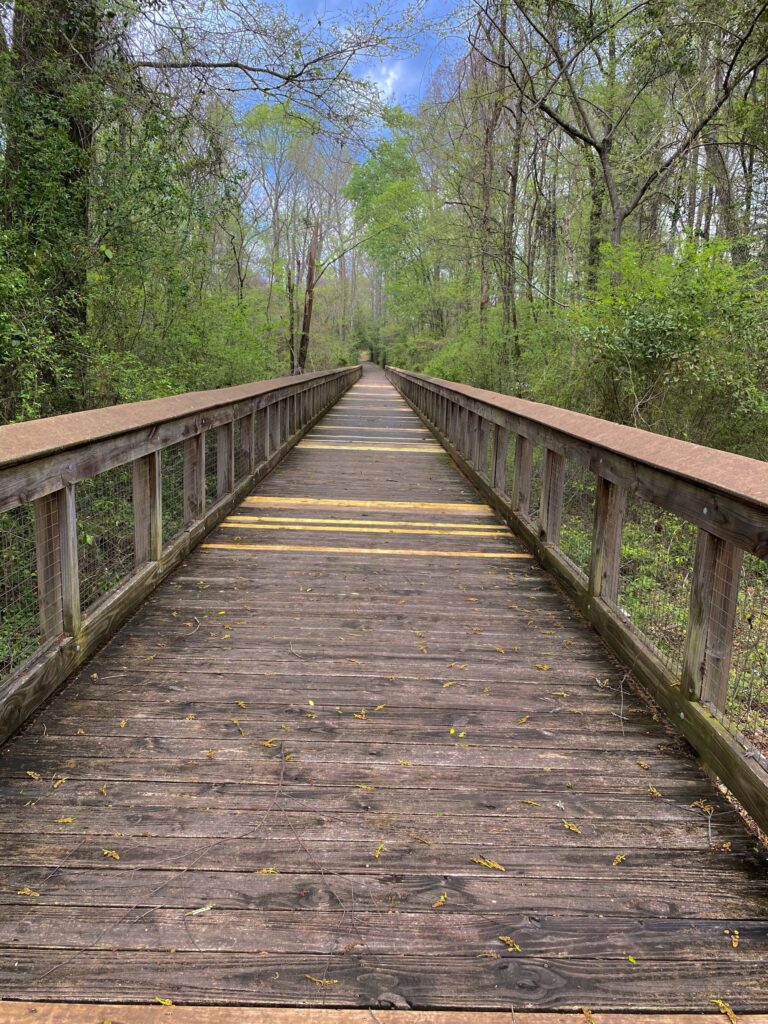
[375,704,386,711]
[494,646,505,654]
[398,759,410,766]
[353,708,367,720]
[637,759,650,770]
[17,886,40,897]
[648,786,663,799]
[373,843,388,859]
[498,935,521,952]
[119,720,127,729]
[562,820,582,834]
[26,771,41,781]
[185,902,215,916]
[356,784,375,791]
[52,777,67,789]
[256,867,278,874]
[710,998,737,1022]
[432,892,448,908]
[235,701,247,709]
[101,849,120,860]
[260,738,279,748]
[535,663,550,671]
[521,799,539,807]
[612,853,626,866]
[518,715,529,725]
[627,955,637,964]
[54,817,74,824]
[304,975,338,986]
[443,680,457,688]
[478,951,500,959]
[691,798,714,815]
[724,928,740,949]
[155,998,173,1006]
[471,856,505,872]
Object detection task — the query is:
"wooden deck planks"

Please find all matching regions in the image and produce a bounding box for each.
[0,364,766,1013]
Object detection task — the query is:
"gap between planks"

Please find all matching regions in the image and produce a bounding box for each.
[3,1007,767,1024]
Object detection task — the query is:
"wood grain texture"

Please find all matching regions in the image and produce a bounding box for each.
[0,365,766,1013]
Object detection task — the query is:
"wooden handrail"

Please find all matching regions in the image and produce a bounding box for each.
[387,365,768,834]
[0,366,361,743]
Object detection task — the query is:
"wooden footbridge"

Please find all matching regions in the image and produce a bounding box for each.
[0,363,767,1021]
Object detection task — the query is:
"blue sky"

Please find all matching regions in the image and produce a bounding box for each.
[285,0,458,109]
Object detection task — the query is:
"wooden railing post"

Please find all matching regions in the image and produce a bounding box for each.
[589,476,626,605]
[57,484,81,636]
[34,493,64,641]
[492,424,510,496]
[513,435,533,517]
[238,413,255,475]
[133,451,162,565]
[539,449,565,545]
[183,434,205,524]
[269,401,281,453]
[217,422,234,498]
[683,530,743,706]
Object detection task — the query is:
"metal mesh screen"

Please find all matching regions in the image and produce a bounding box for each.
[205,430,218,508]
[559,462,595,577]
[77,464,135,612]
[162,442,185,543]
[613,495,696,676]
[721,553,768,756]
[0,506,41,677]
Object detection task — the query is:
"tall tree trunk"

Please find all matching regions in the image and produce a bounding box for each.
[296,218,321,373]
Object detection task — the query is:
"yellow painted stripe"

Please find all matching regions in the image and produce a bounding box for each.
[230,515,501,529]
[243,497,488,512]
[202,542,531,560]
[298,443,442,454]
[220,522,508,538]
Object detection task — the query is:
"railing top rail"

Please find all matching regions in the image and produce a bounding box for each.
[0,367,358,471]
[389,367,768,511]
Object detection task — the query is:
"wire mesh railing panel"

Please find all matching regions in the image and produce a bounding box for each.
[77,465,135,612]
[162,442,185,543]
[613,495,696,677]
[560,462,595,577]
[719,554,768,756]
[205,430,218,509]
[0,506,42,676]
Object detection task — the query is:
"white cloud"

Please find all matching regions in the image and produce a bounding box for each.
[366,62,403,99]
